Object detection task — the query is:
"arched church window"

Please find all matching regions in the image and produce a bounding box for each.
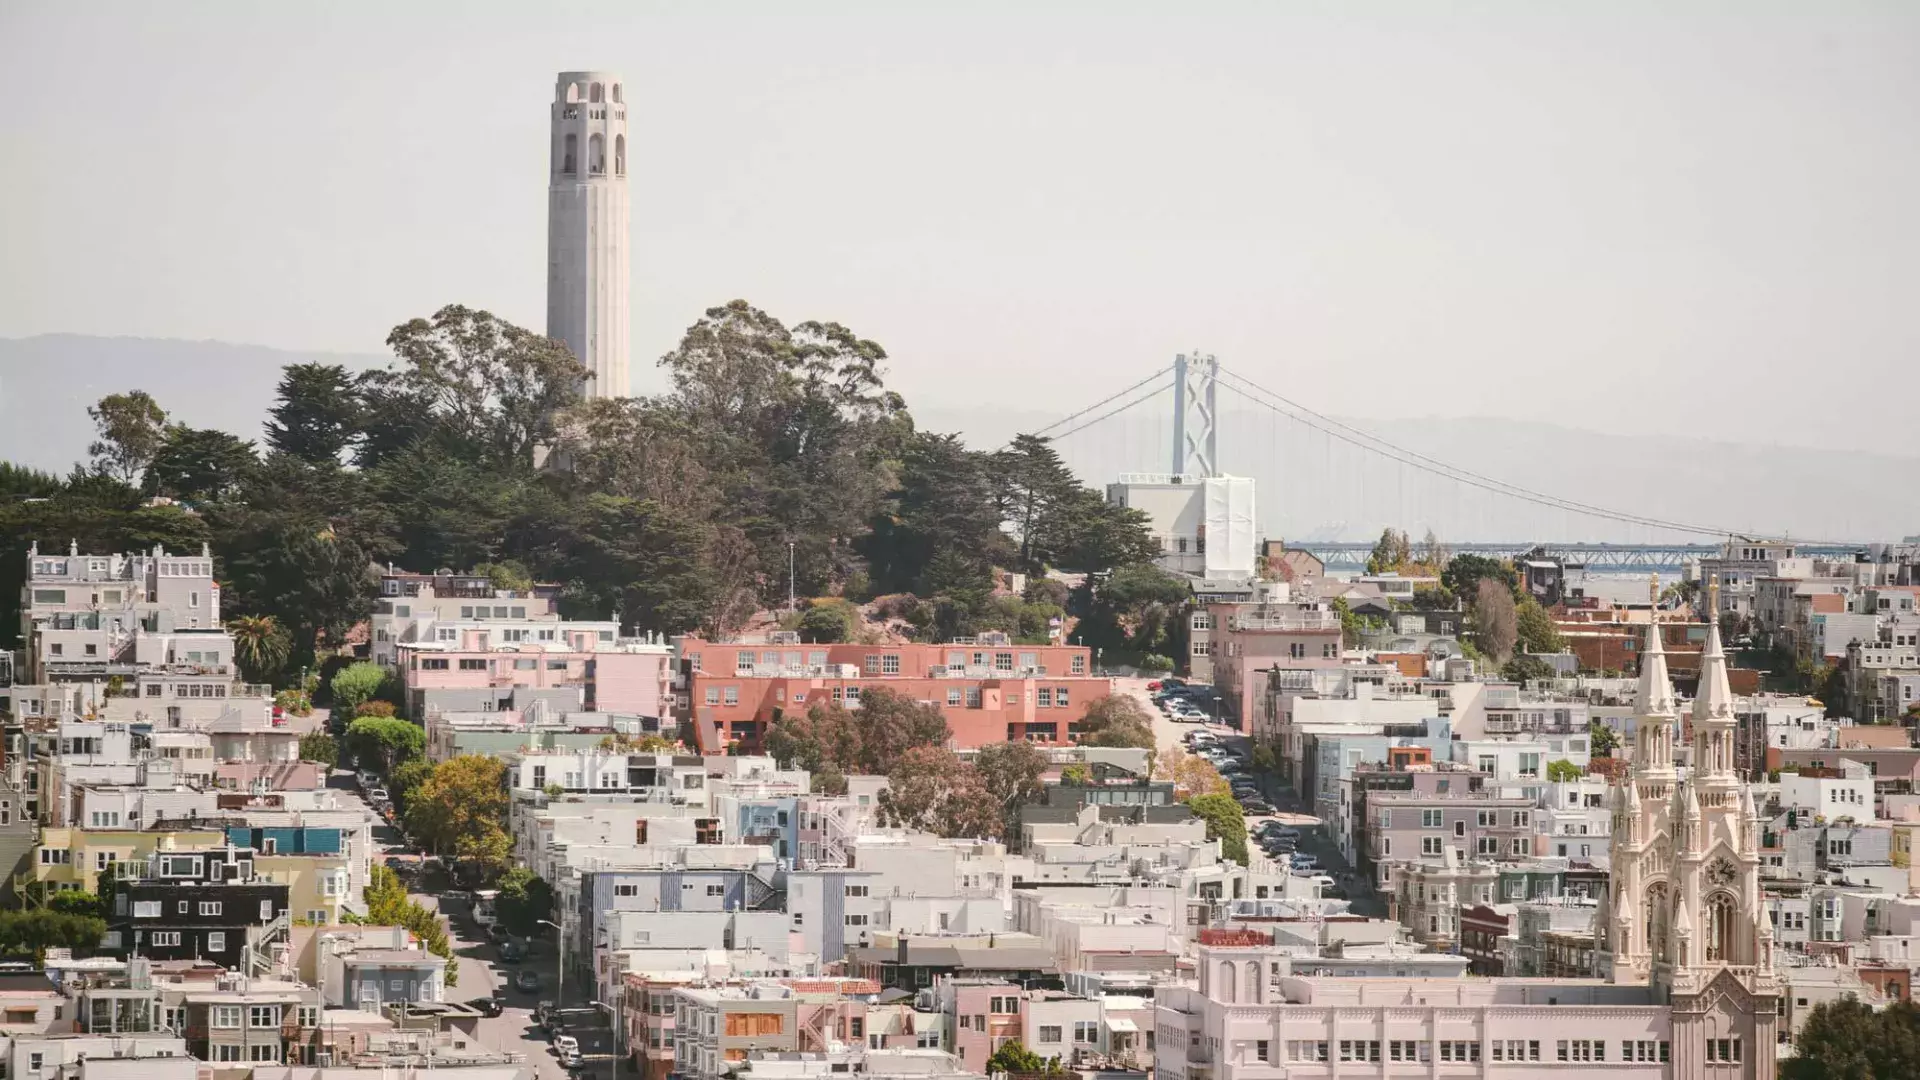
[589,133,605,175]
[1706,892,1738,963]
[591,82,605,103]
[562,133,577,175]
[1645,882,1670,963]
[615,134,626,176]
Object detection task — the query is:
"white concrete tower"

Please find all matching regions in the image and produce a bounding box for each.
[547,71,630,399]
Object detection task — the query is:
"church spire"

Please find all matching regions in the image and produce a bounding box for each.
[1693,575,1736,728]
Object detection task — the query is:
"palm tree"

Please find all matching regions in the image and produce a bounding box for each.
[228,614,291,686]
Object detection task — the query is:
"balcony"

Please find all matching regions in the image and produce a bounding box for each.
[1230,613,1338,632]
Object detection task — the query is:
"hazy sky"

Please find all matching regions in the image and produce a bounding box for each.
[3,2,1916,453]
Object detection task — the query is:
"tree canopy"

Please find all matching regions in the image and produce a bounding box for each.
[5,300,1159,664]
[1782,997,1920,1080]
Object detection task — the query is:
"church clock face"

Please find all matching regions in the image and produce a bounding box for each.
[1708,857,1738,887]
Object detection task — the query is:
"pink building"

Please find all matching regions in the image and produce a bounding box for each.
[1207,609,1344,725]
[940,980,1028,1073]
[397,625,672,717]
[676,636,1109,753]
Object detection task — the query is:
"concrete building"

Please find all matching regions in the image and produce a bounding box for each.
[548,71,630,400]
[395,627,670,718]
[1104,474,1256,581]
[370,579,560,669]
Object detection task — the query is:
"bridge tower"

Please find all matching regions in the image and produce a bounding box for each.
[1170,352,1219,478]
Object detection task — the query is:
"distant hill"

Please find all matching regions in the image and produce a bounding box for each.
[4,334,1914,544]
[0,335,387,472]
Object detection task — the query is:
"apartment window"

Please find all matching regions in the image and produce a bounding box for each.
[1254,1040,1270,1063]
[967,687,983,708]
[706,884,725,897]
[1337,1040,1380,1063]
[947,689,963,706]
[1034,1025,1061,1044]
[1477,836,1499,855]
[1289,643,1305,659]
[845,885,870,897]
[1287,1042,1329,1062]
[1556,1040,1604,1062]
[994,653,1012,673]
[1388,1041,1428,1062]
[1421,808,1442,828]
[1422,837,1443,856]
[1518,753,1541,778]
[723,687,739,706]
[1706,1038,1741,1063]
[845,914,869,927]
[1074,1021,1097,1043]
[1437,1042,1481,1062]
[458,658,486,671]
[1511,838,1530,855]
[1379,838,1392,856]
[199,901,222,916]
[705,688,720,706]
[249,1005,278,1028]
[1454,820,1466,837]
[1038,688,1053,708]
[1512,810,1531,828]
[1477,809,1496,827]
[615,883,639,897]
[150,931,181,946]
[420,657,449,670]
[133,901,161,918]
[1071,655,1086,674]
[1322,642,1338,658]
[212,1005,242,1028]
[206,931,226,952]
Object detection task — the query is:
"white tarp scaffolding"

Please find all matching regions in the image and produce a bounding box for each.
[1202,476,1257,580]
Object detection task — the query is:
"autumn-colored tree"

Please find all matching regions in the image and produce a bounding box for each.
[405,755,511,878]
[1074,694,1156,749]
[1154,748,1229,800]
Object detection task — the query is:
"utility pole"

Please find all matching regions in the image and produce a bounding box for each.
[788,542,797,612]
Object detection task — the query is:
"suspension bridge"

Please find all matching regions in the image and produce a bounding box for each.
[1020,353,1869,573]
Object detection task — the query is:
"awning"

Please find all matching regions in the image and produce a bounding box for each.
[1106,1018,1140,1033]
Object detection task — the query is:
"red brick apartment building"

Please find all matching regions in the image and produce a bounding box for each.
[675,634,1112,753]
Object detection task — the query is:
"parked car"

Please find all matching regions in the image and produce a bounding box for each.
[367,788,389,804]
[468,997,504,1017]
[498,939,525,962]
[554,1035,580,1058]
[1241,799,1274,815]
[514,970,541,993]
[490,924,513,945]
[1290,854,1320,870]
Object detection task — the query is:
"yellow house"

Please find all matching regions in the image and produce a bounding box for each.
[1890,821,1920,891]
[257,853,356,926]
[31,828,225,892]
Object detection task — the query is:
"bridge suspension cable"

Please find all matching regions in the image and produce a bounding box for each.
[1029,363,1176,439]
[1213,366,1744,539]
[1045,374,1174,443]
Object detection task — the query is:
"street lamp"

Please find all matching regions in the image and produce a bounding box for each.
[591,1000,622,1079]
[539,917,566,1012]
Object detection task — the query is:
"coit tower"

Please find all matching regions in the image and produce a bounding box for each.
[547,71,630,399]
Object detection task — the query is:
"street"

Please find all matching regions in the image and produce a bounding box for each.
[328,766,615,1078]
[1114,677,1382,914]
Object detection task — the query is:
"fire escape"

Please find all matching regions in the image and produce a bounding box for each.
[248,909,292,978]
